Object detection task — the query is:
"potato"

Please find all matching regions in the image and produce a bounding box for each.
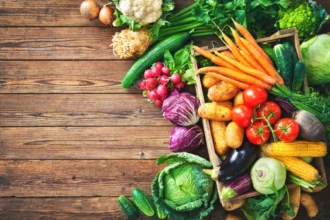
[226,214,242,220]
[210,121,228,155]
[301,193,318,217]
[202,74,221,88]
[282,185,301,220]
[208,81,240,102]
[225,121,244,149]
[223,198,245,211]
[213,101,233,110]
[198,103,231,121]
[234,91,244,106]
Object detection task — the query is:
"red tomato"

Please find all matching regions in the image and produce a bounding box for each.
[257,101,282,125]
[243,85,268,108]
[231,104,254,128]
[274,118,300,142]
[246,121,270,145]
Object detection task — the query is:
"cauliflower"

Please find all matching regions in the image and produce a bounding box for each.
[117,0,163,25]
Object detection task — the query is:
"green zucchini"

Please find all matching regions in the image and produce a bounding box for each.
[292,61,306,92]
[154,201,167,219]
[122,32,191,88]
[118,196,139,220]
[261,46,276,64]
[132,188,155,217]
[283,42,298,65]
[274,44,293,86]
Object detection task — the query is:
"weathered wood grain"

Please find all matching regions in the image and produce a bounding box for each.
[0,94,170,126]
[0,127,171,159]
[0,61,138,93]
[0,0,192,27]
[0,160,163,197]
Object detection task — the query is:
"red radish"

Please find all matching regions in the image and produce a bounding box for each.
[146,78,158,90]
[155,62,163,70]
[155,99,163,106]
[139,81,147,90]
[171,73,181,84]
[148,90,159,101]
[144,69,153,79]
[161,66,170,75]
[156,84,168,97]
[160,75,169,85]
[175,81,185,89]
[151,67,161,77]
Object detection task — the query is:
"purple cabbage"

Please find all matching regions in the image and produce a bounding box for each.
[169,125,204,152]
[162,90,200,126]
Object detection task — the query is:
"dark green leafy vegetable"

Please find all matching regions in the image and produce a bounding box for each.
[288,173,326,192]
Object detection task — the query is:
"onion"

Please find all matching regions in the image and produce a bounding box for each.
[99,6,114,25]
[80,0,100,19]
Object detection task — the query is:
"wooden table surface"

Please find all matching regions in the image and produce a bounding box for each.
[0,0,329,219]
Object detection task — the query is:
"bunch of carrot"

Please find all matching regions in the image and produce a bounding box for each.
[194,20,284,90]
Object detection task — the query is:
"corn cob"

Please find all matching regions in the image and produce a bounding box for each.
[262,141,327,157]
[263,152,319,182]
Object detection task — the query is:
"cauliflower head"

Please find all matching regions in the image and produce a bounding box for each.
[117,0,163,25]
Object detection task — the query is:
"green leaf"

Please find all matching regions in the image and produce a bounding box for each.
[163,0,175,12]
[183,69,196,85]
[173,49,190,70]
[163,50,175,71]
[157,153,212,168]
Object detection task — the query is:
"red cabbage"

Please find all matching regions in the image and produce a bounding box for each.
[162,90,200,126]
[169,125,204,152]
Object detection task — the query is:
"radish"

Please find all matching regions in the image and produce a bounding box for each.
[175,81,185,89]
[156,84,168,97]
[155,99,163,106]
[146,78,158,90]
[151,67,161,77]
[160,75,169,85]
[155,62,163,70]
[161,66,170,75]
[139,81,147,90]
[148,90,159,101]
[170,73,181,84]
[144,69,153,79]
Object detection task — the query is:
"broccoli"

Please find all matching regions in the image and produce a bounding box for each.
[277,1,329,39]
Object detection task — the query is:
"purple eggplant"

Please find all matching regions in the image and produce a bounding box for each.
[221,173,252,200]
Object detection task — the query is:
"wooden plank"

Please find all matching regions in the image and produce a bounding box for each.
[0,127,171,159]
[0,61,138,93]
[0,160,163,197]
[0,0,192,27]
[0,94,170,126]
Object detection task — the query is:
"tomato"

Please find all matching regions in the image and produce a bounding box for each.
[243,85,268,108]
[257,101,282,125]
[231,104,254,128]
[274,118,300,142]
[246,121,270,145]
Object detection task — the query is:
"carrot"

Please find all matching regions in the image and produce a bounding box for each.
[214,51,276,85]
[220,50,236,60]
[221,32,252,68]
[240,37,284,85]
[193,46,239,71]
[200,72,249,90]
[198,67,272,90]
[232,20,273,65]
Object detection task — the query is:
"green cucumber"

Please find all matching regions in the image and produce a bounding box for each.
[122,32,191,88]
[274,44,293,86]
[292,61,306,92]
[132,188,155,217]
[118,196,139,220]
[262,46,276,64]
[154,201,167,219]
[283,42,298,65]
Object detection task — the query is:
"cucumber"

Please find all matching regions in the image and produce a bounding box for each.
[122,32,191,88]
[132,188,155,217]
[118,196,139,220]
[154,201,167,219]
[262,46,276,64]
[274,44,293,86]
[292,61,306,92]
[283,42,298,65]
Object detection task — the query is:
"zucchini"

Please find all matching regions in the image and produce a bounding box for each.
[122,32,191,88]
[292,61,306,92]
[274,44,293,86]
[118,196,139,220]
[262,46,276,64]
[283,41,298,65]
[132,188,155,217]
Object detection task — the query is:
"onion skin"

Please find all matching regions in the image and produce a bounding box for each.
[80,0,100,19]
[99,6,115,25]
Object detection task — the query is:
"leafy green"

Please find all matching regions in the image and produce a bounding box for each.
[152,153,217,220]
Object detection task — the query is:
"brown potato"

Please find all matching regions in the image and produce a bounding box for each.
[301,193,318,217]
[234,91,244,106]
[198,103,232,121]
[226,213,242,220]
[208,81,240,102]
[203,74,221,88]
[282,185,301,220]
[225,121,244,149]
[213,101,233,110]
[223,198,245,211]
[210,121,228,155]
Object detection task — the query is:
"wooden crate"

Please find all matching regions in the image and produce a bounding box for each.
[191,28,327,211]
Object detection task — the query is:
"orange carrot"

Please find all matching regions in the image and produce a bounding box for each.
[197,66,272,90]
[220,50,236,60]
[200,72,249,89]
[239,38,284,85]
[214,51,276,85]
[233,20,273,65]
[221,32,252,68]
[193,46,239,71]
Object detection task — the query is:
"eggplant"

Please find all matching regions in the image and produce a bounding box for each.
[221,173,252,200]
[203,139,257,182]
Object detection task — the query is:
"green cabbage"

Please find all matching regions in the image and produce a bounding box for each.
[152,153,217,220]
[301,34,330,85]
